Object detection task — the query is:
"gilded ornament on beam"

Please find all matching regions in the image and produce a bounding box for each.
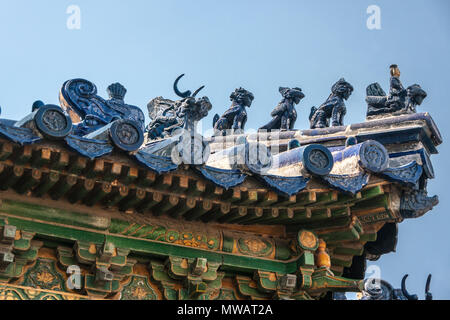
[297,230,319,251]
[315,239,331,269]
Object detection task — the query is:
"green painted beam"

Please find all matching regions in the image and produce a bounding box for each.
[2,214,303,275]
[0,199,110,231]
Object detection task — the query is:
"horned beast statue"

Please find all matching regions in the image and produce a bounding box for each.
[146,74,212,139]
[138,75,212,166]
[366,64,427,118]
[213,87,254,135]
[359,274,433,300]
[259,87,305,131]
[309,78,354,129]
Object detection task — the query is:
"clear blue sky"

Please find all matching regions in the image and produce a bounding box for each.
[0,0,449,299]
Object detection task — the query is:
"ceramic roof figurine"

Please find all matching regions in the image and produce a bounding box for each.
[0,67,442,300]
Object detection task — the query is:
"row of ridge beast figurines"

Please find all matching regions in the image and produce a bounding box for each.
[0,64,428,157]
[0,65,435,300]
[151,63,427,139]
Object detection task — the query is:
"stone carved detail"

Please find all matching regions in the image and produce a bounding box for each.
[400,189,438,218]
[366,65,427,118]
[260,87,305,131]
[309,78,353,129]
[213,87,254,134]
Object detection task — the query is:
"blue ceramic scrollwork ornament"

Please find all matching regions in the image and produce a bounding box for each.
[59,79,145,158]
[60,79,145,136]
[0,101,72,145]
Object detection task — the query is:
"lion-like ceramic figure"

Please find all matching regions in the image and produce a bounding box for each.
[213,87,254,135]
[309,78,354,129]
[259,87,305,131]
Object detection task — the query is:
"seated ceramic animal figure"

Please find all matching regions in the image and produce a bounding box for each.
[366,65,427,118]
[309,78,353,129]
[213,87,254,135]
[60,79,145,136]
[259,87,305,131]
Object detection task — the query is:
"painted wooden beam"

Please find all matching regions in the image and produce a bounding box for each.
[153,195,180,217]
[184,200,213,221]
[84,182,112,206]
[118,188,146,212]
[136,191,163,213]
[103,185,129,208]
[15,168,42,194]
[33,171,60,197]
[49,174,78,200]
[217,207,247,223]
[201,202,231,222]
[169,197,197,219]
[67,179,95,204]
